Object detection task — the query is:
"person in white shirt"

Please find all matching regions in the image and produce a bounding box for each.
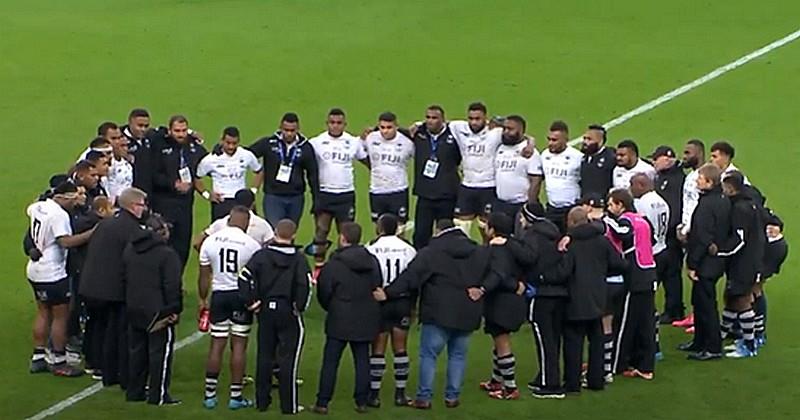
[541,120,583,233]
[198,207,263,409]
[710,141,750,185]
[365,214,417,407]
[449,102,503,235]
[613,139,656,190]
[679,139,705,239]
[196,127,262,221]
[363,112,414,227]
[630,174,670,256]
[308,109,368,266]
[103,123,134,205]
[26,181,95,377]
[193,189,274,250]
[493,115,543,218]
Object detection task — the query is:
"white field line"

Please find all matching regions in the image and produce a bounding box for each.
[24,26,800,420]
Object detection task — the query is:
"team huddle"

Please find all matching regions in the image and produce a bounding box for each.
[23,103,789,414]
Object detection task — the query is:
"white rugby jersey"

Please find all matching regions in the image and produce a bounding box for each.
[105,156,133,203]
[205,211,274,245]
[366,235,417,287]
[309,131,367,193]
[364,131,414,194]
[635,190,670,255]
[26,199,72,283]
[541,146,583,208]
[681,169,700,235]
[197,147,261,199]
[613,158,656,190]
[494,142,543,203]
[722,163,751,185]
[199,226,262,292]
[448,121,502,188]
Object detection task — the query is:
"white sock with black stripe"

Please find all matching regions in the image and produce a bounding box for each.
[394,352,410,391]
[720,309,737,340]
[230,382,243,401]
[204,372,218,399]
[369,354,385,394]
[738,309,757,352]
[497,353,516,391]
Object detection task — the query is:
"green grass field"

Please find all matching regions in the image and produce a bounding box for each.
[2,1,799,419]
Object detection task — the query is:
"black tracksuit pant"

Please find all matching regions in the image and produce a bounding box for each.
[614,291,656,373]
[85,300,128,387]
[127,323,175,404]
[656,245,685,318]
[315,337,370,407]
[255,300,304,414]
[529,297,565,391]
[563,318,604,391]
[692,276,722,353]
[413,197,456,249]
[154,198,192,271]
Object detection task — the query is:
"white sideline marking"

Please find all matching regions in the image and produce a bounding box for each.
[24,27,800,420]
[25,332,203,420]
[567,28,800,146]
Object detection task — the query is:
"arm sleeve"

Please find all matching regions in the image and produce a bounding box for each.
[716,206,747,257]
[603,215,633,244]
[248,138,266,159]
[606,241,629,275]
[23,228,35,256]
[294,255,312,312]
[247,150,263,172]
[52,212,73,239]
[527,153,543,176]
[198,242,212,266]
[385,253,427,299]
[686,204,714,270]
[303,143,320,196]
[238,257,260,306]
[316,265,335,311]
[162,252,184,315]
[196,155,212,177]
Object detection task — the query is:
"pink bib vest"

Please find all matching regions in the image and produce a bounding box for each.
[605,212,655,269]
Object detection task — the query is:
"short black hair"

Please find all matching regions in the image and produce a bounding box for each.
[73,160,95,174]
[128,108,150,119]
[234,189,255,208]
[722,171,745,192]
[281,112,299,124]
[488,212,514,236]
[427,105,445,117]
[97,121,118,136]
[328,108,346,117]
[617,139,640,156]
[506,114,526,132]
[435,219,455,231]
[588,124,607,143]
[378,112,397,123]
[467,102,487,114]
[377,213,399,236]
[710,141,735,159]
[169,114,188,128]
[53,180,78,195]
[687,138,705,150]
[222,126,240,138]
[549,120,569,134]
[85,150,107,163]
[340,222,362,245]
[89,136,111,149]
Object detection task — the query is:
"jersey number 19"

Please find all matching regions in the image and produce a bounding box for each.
[218,248,239,274]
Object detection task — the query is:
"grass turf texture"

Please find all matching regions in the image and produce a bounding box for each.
[1,0,799,418]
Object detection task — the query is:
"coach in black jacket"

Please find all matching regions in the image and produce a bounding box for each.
[684,164,731,360]
[79,188,147,388]
[123,216,183,405]
[559,207,628,392]
[381,219,494,408]
[239,220,311,414]
[313,222,382,414]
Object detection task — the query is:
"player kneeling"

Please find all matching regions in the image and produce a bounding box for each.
[198,207,262,410]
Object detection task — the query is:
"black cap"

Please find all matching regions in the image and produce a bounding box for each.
[52,181,78,195]
[649,145,676,159]
[766,208,784,230]
[579,193,606,209]
[521,201,546,223]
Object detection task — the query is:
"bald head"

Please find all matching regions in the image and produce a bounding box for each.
[227,206,251,232]
[567,206,589,229]
[274,219,297,244]
[629,173,653,198]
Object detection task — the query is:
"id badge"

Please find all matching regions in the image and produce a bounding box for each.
[178,167,192,183]
[423,159,439,178]
[269,301,277,310]
[276,164,292,183]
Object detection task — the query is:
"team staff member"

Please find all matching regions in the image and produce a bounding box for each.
[240,219,311,414]
[541,120,583,233]
[612,139,656,190]
[123,214,183,406]
[150,115,208,269]
[196,127,262,221]
[312,222,382,415]
[198,207,262,410]
[308,108,368,266]
[649,146,687,323]
[250,112,319,226]
[410,105,461,249]
[580,124,616,197]
[26,181,95,377]
[492,115,543,218]
[122,108,155,195]
[80,187,148,387]
[682,164,731,361]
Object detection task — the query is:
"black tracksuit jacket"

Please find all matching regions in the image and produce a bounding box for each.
[239,244,311,313]
[518,218,568,297]
[686,185,732,279]
[483,238,536,332]
[79,210,143,302]
[248,133,319,197]
[655,162,686,246]
[717,193,766,287]
[603,214,657,293]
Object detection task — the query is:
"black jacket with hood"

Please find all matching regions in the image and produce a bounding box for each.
[518,218,568,297]
[239,243,311,313]
[687,185,732,279]
[123,229,183,329]
[317,245,383,342]
[483,237,535,332]
[603,214,657,293]
[385,228,496,332]
[717,192,766,288]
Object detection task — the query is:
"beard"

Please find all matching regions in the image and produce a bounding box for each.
[683,156,699,169]
[581,142,600,155]
[502,134,521,145]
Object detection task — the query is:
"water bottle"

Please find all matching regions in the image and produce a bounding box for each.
[198,308,210,333]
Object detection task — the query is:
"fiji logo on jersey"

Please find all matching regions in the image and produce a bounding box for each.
[466,143,486,155]
[322,151,353,163]
[497,160,518,170]
[372,153,404,164]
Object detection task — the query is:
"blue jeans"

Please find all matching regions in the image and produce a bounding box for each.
[263,193,305,227]
[417,323,471,402]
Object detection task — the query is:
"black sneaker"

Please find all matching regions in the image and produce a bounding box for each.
[150,397,182,406]
[366,392,380,408]
[394,390,410,407]
[527,380,542,393]
[677,341,699,352]
[30,359,49,374]
[532,388,566,399]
